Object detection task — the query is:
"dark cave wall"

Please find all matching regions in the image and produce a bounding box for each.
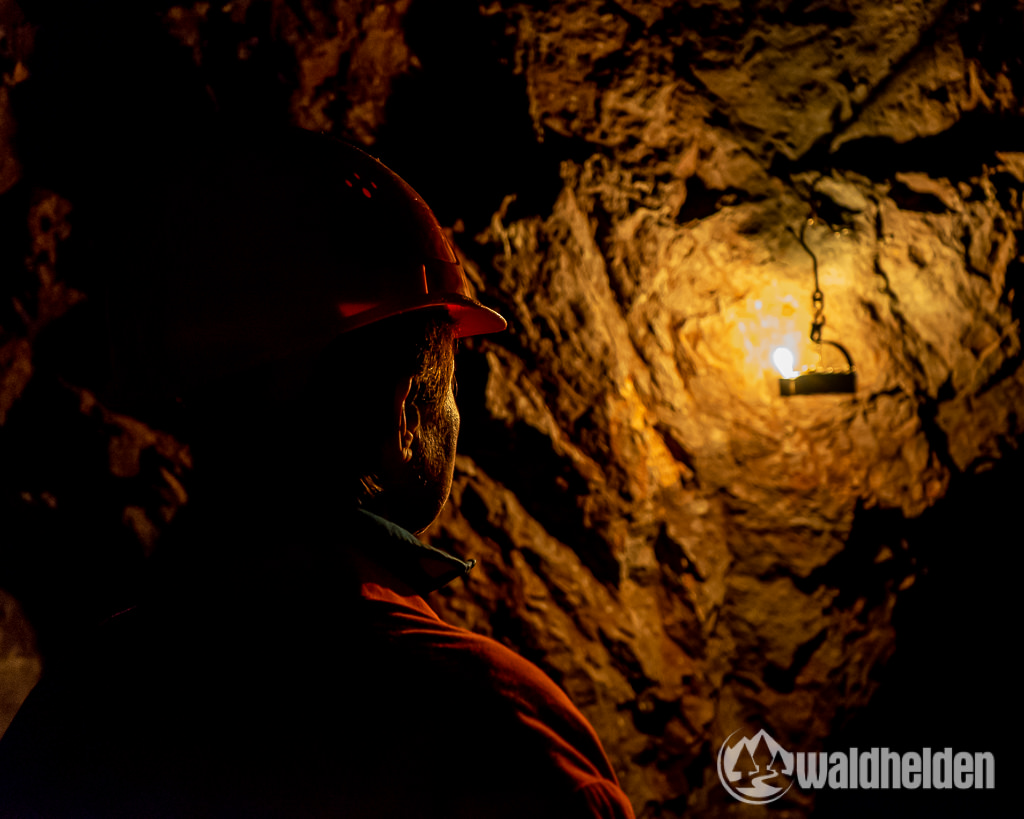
[1,1,1022,816]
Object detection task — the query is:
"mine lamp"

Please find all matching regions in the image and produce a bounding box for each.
[774,343,857,395]
[776,218,857,396]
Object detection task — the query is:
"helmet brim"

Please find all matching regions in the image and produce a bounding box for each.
[336,293,508,338]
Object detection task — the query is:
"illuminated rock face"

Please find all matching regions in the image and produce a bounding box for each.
[0,1,1021,815]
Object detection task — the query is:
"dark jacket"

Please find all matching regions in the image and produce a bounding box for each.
[0,510,634,818]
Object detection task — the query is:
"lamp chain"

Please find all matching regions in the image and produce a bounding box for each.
[789,217,827,366]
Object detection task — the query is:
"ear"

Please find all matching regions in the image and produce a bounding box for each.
[393,376,420,462]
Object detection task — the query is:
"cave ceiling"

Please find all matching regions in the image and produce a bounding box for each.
[1,0,1021,815]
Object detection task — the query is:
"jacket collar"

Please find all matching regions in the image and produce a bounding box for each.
[349,509,475,596]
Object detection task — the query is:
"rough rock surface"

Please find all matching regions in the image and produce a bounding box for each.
[1,1,1021,816]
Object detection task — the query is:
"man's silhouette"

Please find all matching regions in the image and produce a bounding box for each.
[0,129,634,818]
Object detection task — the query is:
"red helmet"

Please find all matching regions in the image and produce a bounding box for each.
[109,128,506,400]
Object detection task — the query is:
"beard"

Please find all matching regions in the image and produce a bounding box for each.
[367,384,460,536]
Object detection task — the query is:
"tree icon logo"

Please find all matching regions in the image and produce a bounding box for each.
[717,728,796,805]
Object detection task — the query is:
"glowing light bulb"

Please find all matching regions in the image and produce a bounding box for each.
[772,346,797,378]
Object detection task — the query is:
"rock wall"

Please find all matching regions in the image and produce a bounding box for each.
[1,1,1021,816]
